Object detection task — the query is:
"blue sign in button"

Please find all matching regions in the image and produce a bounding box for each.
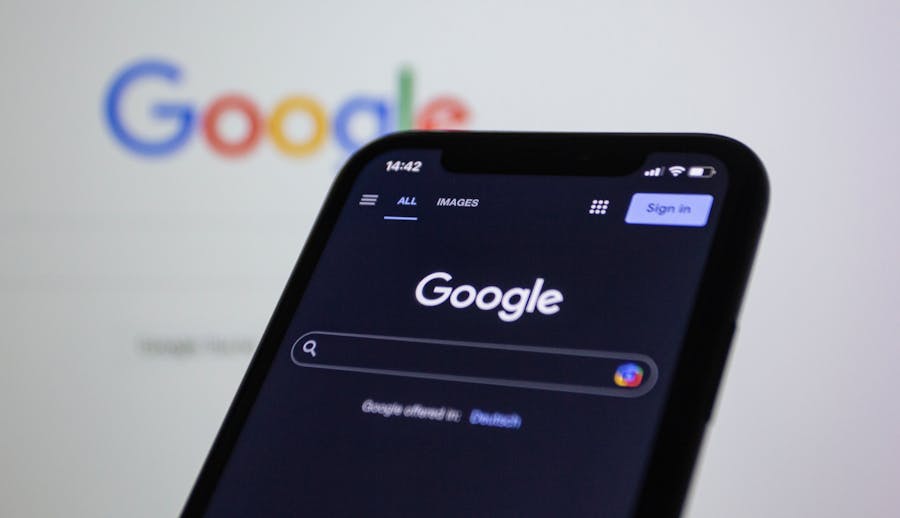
[625,193,714,227]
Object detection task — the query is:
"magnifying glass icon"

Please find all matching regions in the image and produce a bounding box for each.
[302,340,317,358]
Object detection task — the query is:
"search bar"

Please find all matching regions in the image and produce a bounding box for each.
[290,331,658,398]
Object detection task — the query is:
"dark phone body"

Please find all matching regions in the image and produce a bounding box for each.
[182,132,768,517]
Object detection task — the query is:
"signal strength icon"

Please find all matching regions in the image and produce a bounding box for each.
[643,167,664,177]
[668,165,687,177]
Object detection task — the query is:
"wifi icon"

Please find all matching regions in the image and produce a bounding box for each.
[668,165,687,177]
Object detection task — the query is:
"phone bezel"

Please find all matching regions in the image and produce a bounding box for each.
[182,132,769,517]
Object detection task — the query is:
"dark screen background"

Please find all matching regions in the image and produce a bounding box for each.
[204,149,727,517]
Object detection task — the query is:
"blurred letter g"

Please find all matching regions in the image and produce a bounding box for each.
[104,59,193,157]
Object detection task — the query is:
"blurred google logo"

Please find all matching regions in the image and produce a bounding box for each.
[104,59,470,158]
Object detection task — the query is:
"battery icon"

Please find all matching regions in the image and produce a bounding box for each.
[688,166,717,178]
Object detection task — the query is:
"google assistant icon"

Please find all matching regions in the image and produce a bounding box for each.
[614,363,644,388]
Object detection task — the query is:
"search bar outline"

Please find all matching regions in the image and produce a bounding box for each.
[290,331,659,398]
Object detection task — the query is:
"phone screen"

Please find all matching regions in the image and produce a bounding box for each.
[203,149,728,517]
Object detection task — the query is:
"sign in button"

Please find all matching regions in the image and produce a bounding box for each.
[625,193,714,227]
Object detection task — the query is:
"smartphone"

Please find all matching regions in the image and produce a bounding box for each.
[183,132,768,517]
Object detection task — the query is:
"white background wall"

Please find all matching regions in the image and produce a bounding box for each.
[1,1,898,516]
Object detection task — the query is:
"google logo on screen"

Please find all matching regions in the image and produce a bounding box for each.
[104,59,470,158]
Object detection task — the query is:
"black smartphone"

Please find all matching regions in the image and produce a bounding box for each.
[183,132,768,517]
